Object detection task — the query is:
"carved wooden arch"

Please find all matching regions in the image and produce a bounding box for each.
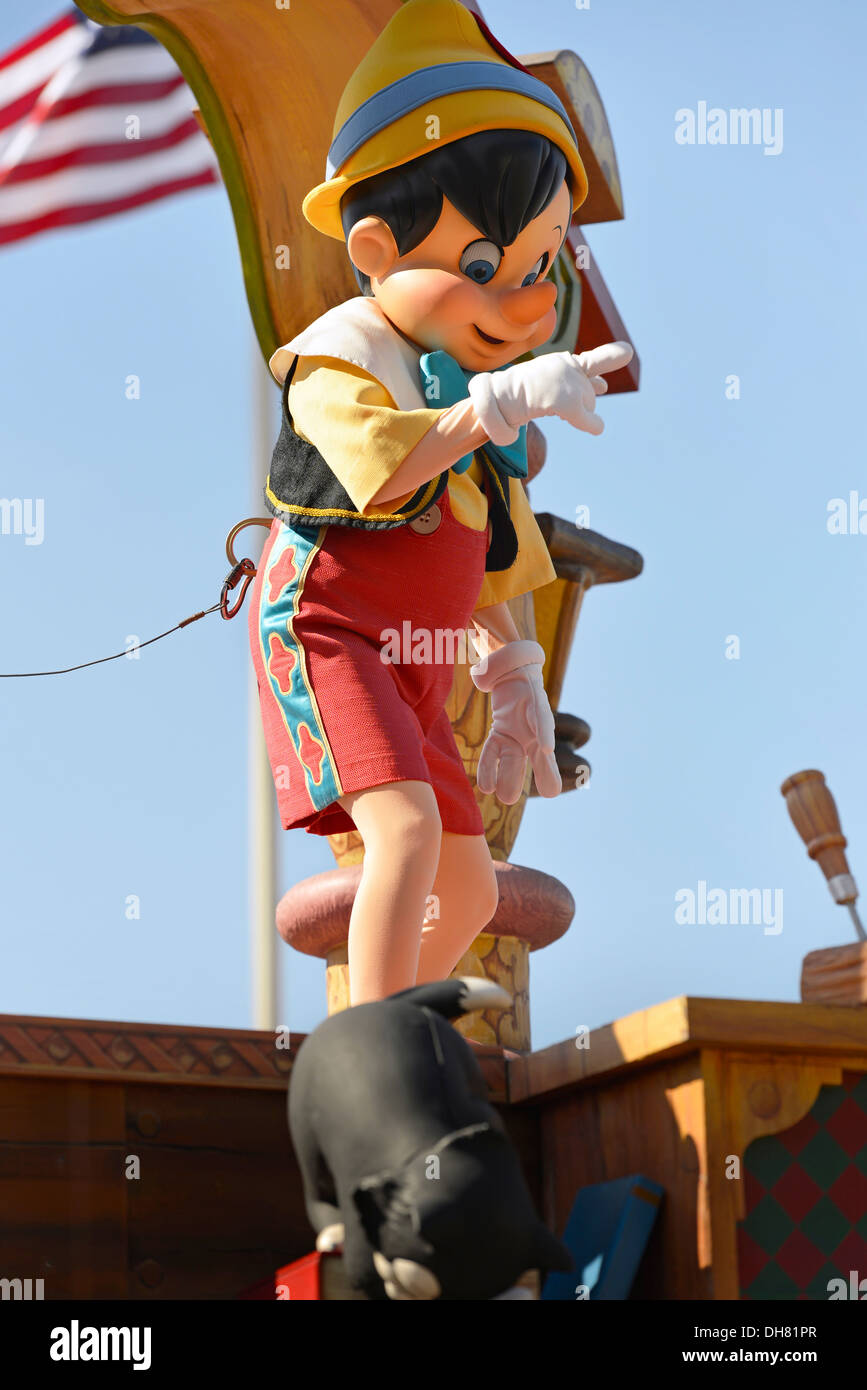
[75,0,635,383]
[77,0,403,359]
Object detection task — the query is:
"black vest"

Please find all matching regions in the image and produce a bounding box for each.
[263,362,519,573]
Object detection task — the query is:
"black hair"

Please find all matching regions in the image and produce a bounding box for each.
[340,129,570,294]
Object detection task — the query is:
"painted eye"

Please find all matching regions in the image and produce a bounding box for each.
[459,239,502,284]
[521,253,549,287]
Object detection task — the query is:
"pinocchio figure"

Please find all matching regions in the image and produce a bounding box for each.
[248,0,632,1005]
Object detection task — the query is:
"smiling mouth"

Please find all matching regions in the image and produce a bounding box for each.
[473,326,506,345]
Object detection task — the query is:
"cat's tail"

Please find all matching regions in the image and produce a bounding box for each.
[386,976,511,1021]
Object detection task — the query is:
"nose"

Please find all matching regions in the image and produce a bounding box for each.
[499,280,557,327]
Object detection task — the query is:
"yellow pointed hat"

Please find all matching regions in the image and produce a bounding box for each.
[303,0,588,241]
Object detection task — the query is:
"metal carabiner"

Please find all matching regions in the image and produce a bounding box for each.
[220,558,257,620]
[219,517,272,620]
[226,516,272,568]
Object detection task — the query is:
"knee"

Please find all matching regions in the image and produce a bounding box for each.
[398,812,442,877]
[395,789,441,855]
[364,786,442,872]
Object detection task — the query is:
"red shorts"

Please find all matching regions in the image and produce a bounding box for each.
[248,489,488,837]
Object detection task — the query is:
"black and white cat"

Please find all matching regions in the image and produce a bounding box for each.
[288,977,572,1300]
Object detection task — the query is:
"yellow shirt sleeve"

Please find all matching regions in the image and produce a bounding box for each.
[287,356,443,516]
[287,355,556,606]
[473,475,558,609]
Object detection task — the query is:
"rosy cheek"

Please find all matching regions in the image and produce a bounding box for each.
[430,278,484,326]
[380,268,457,322]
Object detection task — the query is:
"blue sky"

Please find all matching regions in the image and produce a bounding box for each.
[2,0,866,1050]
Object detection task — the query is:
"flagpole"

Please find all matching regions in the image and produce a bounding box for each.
[249,332,278,1031]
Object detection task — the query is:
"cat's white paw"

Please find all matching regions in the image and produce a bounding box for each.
[456,976,511,1013]
[373,1251,440,1300]
[315,1223,345,1252]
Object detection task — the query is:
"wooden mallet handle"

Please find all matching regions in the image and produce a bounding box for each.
[780,769,858,905]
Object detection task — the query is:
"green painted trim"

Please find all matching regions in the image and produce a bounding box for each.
[528,247,582,360]
[75,2,278,366]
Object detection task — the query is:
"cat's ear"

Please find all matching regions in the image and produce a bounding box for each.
[528,1223,573,1274]
[386,977,511,1020]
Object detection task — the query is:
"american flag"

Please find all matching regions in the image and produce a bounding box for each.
[0,9,219,246]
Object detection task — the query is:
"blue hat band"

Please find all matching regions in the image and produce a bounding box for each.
[325,60,578,179]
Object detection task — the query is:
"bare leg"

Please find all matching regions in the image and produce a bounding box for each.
[338,780,441,1005]
[416,833,499,982]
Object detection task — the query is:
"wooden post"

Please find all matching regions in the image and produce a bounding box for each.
[249,333,278,1030]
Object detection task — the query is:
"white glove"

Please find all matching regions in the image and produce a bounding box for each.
[470,639,561,804]
[467,341,634,444]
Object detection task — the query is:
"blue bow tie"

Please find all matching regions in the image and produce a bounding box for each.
[418,350,528,479]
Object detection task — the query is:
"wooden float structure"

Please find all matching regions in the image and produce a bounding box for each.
[2,998,867,1299]
[2,0,864,1303]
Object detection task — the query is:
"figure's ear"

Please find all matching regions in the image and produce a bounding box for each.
[347,216,399,281]
[387,977,511,1021]
[530,1224,573,1274]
